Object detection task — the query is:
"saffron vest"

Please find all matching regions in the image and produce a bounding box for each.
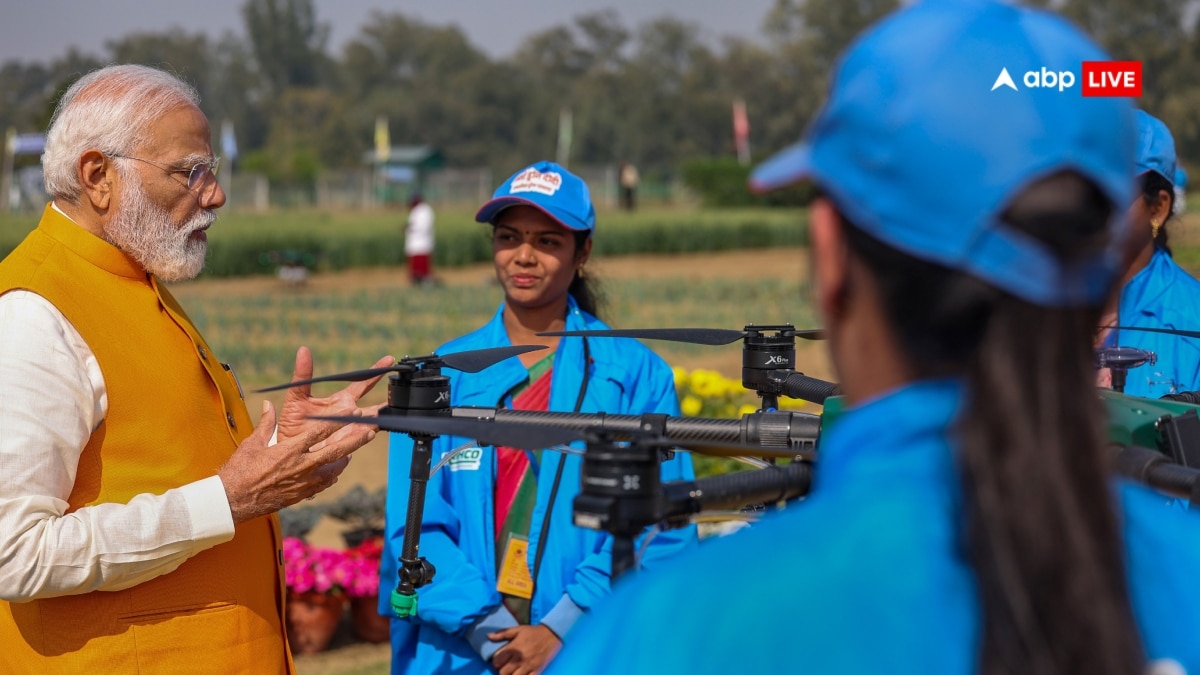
[0,205,293,674]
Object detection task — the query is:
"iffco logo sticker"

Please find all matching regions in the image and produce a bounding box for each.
[447,447,483,472]
[990,62,1142,97]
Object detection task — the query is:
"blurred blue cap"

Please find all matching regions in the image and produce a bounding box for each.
[749,0,1136,307]
[1135,110,1177,186]
[476,161,595,232]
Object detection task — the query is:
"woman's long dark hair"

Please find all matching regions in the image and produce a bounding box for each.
[838,171,1143,675]
[569,230,604,319]
[1141,170,1175,255]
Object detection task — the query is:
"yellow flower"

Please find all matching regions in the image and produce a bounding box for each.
[778,397,808,410]
[672,366,688,389]
[738,403,759,417]
[681,395,704,417]
[690,369,723,398]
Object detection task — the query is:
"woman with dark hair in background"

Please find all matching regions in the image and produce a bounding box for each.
[1097,111,1200,398]
[381,161,697,675]
[548,2,1200,674]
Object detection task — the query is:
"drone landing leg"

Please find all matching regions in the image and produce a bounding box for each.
[612,535,636,582]
[1111,368,1127,394]
[392,435,437,618]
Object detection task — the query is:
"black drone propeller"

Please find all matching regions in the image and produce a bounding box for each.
[256,345,546,392]
[536,327,824,346]
[313,413,812,460]
[1109,325,1200,341]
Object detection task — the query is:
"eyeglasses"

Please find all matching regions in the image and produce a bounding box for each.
[108,153,221,191]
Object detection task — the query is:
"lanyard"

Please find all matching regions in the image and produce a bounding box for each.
[530,337,590,598]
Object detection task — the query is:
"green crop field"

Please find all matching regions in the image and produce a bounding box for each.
[0,206,807,277]
[173,274,818,391]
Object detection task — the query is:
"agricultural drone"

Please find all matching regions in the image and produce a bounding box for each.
[267,323,1200,622]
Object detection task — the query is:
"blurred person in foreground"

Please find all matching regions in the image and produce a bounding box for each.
[549,2,1200,673]
[381,161,697,675]
[0,64,392,673]
[405,192,435,285]
[1097,111,1200,397]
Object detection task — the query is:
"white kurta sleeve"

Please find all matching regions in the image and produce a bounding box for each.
[0,290,236,601]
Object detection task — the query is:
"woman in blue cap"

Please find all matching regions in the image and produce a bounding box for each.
[548,2,1200,674]
[380,161,698,675]
[1097,111,1200,398]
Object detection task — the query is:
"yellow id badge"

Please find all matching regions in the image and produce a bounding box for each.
[496,536,534,599]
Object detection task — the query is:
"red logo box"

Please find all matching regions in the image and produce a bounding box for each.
[1082,61,1142,97]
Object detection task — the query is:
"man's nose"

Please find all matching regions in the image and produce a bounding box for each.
[199,179,227,209]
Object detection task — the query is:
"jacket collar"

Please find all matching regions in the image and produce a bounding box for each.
[39,203,148,281]
[1120,247,1175,322]
[452,295,593,408]
[817,379,963,488]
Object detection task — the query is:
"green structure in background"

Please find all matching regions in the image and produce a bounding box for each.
[364,145,444,206]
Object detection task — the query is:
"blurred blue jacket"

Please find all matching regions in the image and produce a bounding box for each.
[380,296,698,674]
[1110,247,1200,399]
[547,380,1200,675]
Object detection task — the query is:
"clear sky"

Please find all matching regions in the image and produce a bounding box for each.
[0,0,779,64]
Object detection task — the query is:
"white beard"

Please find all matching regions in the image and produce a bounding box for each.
[104,177,214,282]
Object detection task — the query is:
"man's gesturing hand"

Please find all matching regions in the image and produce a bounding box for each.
[219,401,377,524]
[276,347,394,445]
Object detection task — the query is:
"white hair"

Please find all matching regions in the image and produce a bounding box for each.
[42,64,200,203]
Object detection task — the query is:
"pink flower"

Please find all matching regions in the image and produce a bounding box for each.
[280,536,387,598]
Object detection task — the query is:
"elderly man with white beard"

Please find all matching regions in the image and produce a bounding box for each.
[0,64,392,674]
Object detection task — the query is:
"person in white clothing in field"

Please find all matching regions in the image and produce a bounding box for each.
[405,192,435,285]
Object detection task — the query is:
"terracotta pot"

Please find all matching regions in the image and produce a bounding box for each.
[286,590,346,655]
[350,594,391,643]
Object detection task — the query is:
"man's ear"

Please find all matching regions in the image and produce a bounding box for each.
[78,150,115,211]
[810,197,850,324]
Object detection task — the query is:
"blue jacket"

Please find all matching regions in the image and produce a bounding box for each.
[548,381,1200,674]
[1112,248,1200,399]
[380,297,698,674]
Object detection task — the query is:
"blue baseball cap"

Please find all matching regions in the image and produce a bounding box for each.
[475,161,595,233]
[1135,110,1177,186]
[749,0,1136,307]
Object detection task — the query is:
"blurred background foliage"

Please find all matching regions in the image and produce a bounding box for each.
[3,0,1194,208]
[5,0,1192,201]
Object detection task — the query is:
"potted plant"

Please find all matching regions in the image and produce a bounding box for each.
[343,537,390,643]
[326,485,387,548]
[278,503,327,541]
[281,536,349,654]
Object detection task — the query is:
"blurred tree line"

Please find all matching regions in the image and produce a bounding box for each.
[1,0,1197,194]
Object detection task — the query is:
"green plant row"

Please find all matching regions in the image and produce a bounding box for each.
[0,208,807,278]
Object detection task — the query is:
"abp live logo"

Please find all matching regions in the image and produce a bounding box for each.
[990,61,1141,97]
[1082,61,1142,97]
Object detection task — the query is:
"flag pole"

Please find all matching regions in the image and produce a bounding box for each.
[556,108,573,168]
[1,128,15,213]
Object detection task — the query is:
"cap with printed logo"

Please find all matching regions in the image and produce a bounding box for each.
[475,161,596,233]
[1134,109,1177,186]
[749,0,1136,308]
